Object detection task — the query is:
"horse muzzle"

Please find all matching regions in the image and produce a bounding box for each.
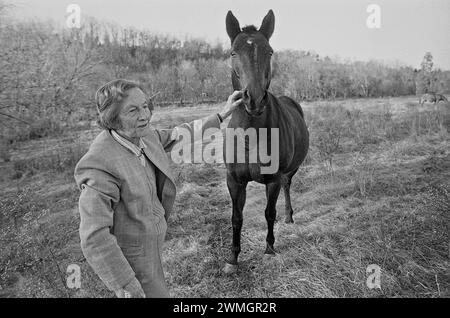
[245,107,265,117]
[243,89,268,117]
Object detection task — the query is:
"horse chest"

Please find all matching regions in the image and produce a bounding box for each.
[225,123,294,182]
[228,162,282,184]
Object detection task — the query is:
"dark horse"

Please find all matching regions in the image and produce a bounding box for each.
[223,10,309,273]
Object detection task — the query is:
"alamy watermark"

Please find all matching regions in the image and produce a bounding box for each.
[66,4,81,29]
[366,264,381,289]
[366,4,381,29]
[66,264,81,289]
[65,262,382,291]
[169,122,280,174]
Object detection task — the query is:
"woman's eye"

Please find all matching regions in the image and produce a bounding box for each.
[129,108,136,113]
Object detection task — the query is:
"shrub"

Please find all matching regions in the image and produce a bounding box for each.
[309,105,350,169]
[406,107,450,138]
[350,111,382,145]
[10,118,65,142]
[12,142,88,179]
[0,187,70,297]
[0,137,11,162]
[350,151,377,197]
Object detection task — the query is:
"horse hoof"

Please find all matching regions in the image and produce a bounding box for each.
[223,263,238,274]
[285,217,294,224]
[264,246,276,255]
[263,253,276,260]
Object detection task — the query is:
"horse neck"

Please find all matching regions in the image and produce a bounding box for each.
[261,93,279,122]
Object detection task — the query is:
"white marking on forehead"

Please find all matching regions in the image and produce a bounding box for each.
[246,39,253,45]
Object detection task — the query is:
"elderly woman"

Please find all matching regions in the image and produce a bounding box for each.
[74,79,242,298]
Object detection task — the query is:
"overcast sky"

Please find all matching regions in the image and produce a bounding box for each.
[8,0,450,70]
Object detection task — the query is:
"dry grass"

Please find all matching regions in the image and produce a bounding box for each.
[0,96,449,298]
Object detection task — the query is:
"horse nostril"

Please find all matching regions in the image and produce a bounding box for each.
[243,89,249,99]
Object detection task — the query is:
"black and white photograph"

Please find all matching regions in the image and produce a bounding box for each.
[0,0,449,301]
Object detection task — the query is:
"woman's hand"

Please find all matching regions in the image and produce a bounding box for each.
[218,90,244,121]
[115,277,146,298]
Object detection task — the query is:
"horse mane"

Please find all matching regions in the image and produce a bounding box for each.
[242,25,258,33]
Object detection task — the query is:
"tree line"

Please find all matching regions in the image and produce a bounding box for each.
[0,9,449,141]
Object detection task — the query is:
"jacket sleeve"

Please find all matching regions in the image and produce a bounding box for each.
[74,157,136,292]
[155,113,221,152]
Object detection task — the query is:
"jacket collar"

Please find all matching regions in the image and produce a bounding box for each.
[110,129,176,186]
[111,130,147,167]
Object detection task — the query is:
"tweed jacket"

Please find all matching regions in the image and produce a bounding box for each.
[74,114,221,291]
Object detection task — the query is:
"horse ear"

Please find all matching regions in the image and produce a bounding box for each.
[226,11,241,43]
[259,10,275,40]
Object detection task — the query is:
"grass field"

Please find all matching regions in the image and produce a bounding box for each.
[0,95,449,298]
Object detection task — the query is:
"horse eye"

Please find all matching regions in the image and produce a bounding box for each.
[231,52,237,57]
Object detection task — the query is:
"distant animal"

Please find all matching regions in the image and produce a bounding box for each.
[419,93,448,106]
[222,10,309,274]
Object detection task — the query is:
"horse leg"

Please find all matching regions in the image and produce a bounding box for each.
[223,174,247,274]
[264,181,282,255]
[283,169,298,224]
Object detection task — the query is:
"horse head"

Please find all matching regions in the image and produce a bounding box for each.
[226,10,275,117]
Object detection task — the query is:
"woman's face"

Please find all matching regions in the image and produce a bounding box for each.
[117,87,152,141]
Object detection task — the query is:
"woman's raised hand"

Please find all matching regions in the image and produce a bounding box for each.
[218,90,244,120]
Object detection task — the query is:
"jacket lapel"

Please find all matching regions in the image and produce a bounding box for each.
[141,129,176,187]
[142,130,177,220]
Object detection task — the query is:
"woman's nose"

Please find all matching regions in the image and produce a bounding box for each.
[138,107,150,119]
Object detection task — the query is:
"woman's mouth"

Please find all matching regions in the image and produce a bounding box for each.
[138,121,149,128]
